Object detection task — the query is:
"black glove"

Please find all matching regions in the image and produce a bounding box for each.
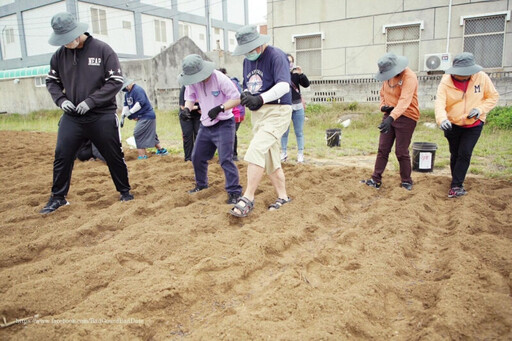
[179,107,192,120]
[381,105,394,114]
[208,105,224,120]
[240,92,264,111]
[378,115,394,134]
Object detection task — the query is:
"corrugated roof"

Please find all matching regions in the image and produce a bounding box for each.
[0,65,49,80]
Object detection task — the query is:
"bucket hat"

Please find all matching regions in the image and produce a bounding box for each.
[375,52,408,81]
[122,78,134,91]
[445,52,482,76]
[232,25,270,56]
[48,12,88,46]
[178,54,216,86]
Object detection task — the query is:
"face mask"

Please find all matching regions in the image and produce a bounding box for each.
[289,62,295,71]
[246,52,261,61]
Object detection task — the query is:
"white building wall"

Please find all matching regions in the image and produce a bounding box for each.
[227,30,237,52]
[0,14,21,59]
[211,27,223,50]
[23,2,67,56]
[141,14,173,56]
[77,2,137,55]
[179,21,207,51]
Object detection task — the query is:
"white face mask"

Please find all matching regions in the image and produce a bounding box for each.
[65,38,80,49]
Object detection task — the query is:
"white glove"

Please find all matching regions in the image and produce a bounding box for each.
[440,119,452,131]
[76,101,90,115]
[122,106,130,117]
[60,100,76,113]
[467,108,481,120]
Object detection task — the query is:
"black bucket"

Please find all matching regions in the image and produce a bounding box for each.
[412,142,438,172]
[326,129,341,147]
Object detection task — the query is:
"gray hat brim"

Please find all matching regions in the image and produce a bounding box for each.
[122,78,134,91]
[375,55,408,81]
[232,34,270,56]
[178,60,216,86]
[445,64,482,76]
[49,21,88,46]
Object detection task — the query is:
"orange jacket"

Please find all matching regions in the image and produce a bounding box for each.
[435,71,499,126]
[379,67,420,122]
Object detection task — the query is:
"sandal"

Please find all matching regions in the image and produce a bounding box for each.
[229,196,254,218]
[268,197,292,211]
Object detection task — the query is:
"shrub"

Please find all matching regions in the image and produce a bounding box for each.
[486,106,512,129]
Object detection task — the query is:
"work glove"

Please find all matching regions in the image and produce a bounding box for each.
[240,91,264,111]
[208,105,224,120]
[179,108,192,120]
[380,105,394,114]
[378,115,394,134]
[467,108,481,120]
[122,106,130,117]
[60,100,76,113]
[76,101,90,115]
[440,119,452,131]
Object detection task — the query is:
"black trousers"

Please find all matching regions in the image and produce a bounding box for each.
[444,122,483,188]
[234,122,241,157]
[51,113,130,198]
[180,115,200,161]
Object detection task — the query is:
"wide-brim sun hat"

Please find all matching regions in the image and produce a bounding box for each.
[48,12,88,46]
[178,54,216,86]
[232,25,271,56]
[375,52,408,81]
[122,78,134,91]
[445,52,483,76]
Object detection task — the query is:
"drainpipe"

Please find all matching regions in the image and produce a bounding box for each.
[446,0,453,53]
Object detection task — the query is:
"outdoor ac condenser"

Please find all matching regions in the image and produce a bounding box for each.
[424,53,452,72]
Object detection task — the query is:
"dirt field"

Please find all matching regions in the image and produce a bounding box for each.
[1,130,511,340]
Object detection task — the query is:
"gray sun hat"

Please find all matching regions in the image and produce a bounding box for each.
[48,12,88,46]
[445,52,482,76]
[178,54,216,86]
[122,78,134,91]
[375,52,409,81]
[232,25,270,56]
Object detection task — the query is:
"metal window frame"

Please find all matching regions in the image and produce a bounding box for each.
[462,13,508,68]
[384,23,422,71]
[293,33,323,77]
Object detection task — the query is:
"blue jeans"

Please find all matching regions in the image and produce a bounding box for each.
[281,107,305,153]
[191,117,242,195]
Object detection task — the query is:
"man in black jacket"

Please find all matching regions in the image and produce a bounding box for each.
[40,12,133,214]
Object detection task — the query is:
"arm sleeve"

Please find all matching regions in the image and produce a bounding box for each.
[45,53,68,107]
[390,73,418,120]
[379,85,385,109]
[434,82,449,125]
[83,45,124,109]
[260,82,290,103]
[129,102,142,114]
[179,86,185,106]
[299,73,310,88]
[478,73,499,115]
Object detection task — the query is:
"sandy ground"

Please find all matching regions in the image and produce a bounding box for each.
[1,130,511,340]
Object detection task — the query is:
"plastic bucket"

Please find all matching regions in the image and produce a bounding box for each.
[412,142,438,172]
[326,129,341,147]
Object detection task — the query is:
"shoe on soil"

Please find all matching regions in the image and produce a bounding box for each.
[362,178,381,189]
[188,185,208,193]
[280,152,288,162]
[226,192,241,204]
[40,196,69,214]
[297,153,304,163]
[448,186,467,198]
[156,148,168,156]
[120,191,134,202]
[138,155,148,160]
[401,182,413,191]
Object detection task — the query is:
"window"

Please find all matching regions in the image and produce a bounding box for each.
[35,76,46,87]
[294,34,322,77]
[4,27,14,44]
[122,21,131,30]
[463,14,508,68]
[179,23,190,37]
[385,24,421,71]
[155,20,167,42]
[90,8,108,35]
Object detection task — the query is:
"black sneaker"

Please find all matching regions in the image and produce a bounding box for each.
[188,185,208,193]
[401,182,413,191]
[120,191,134,202]
[362,178,381,189]
[39,196,69,214]
[226,192,241,204]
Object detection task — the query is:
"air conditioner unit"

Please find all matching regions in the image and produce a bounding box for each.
[424,53,452,72]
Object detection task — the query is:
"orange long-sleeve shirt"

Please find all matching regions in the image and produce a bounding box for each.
[435,71,499,126]
[379,67,420,122]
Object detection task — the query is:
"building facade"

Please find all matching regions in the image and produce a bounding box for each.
[268,0,511,79]
[0,0,249,70]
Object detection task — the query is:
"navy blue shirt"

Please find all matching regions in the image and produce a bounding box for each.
[124,84,156,120]
[242,45,292,105]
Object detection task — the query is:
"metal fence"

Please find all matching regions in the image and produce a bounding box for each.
[463,14,507,68]
[386,24,421,72]
[295,34,322,77]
